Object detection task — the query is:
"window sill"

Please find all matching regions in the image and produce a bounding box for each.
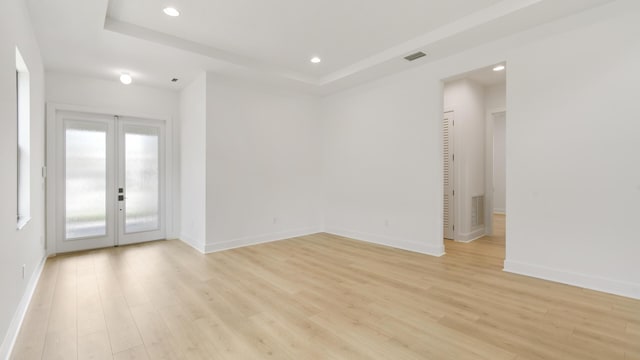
[17,216,31,230]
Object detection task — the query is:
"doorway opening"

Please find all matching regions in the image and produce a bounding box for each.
[441,63,507,264]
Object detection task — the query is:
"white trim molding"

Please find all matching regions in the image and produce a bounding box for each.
[455,227,486,243]
[504,259,640,300]
[177,236,206,254]
[204,227,322,254]
[325,228,445,257]
[0,255,47,360]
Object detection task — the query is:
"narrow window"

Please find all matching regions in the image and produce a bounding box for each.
[16,48,30,229]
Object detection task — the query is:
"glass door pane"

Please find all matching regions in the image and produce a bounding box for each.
[124,126,160,233]
[65,123,107,239]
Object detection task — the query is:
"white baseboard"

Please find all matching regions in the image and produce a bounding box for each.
[325,228,445,257]
[504,259,640,300]
[204,227,322,253]
[178,236,206,253]
[0,255,47,360]
[455,227,486,243]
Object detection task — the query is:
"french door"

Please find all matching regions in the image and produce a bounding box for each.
[56,111,165,253]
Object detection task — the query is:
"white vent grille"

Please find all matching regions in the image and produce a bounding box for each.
[472,195,485,227]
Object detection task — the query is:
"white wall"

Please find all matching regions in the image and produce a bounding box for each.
[444,79,486,240]
[0,0,46,356]
[179,73,207,251]
[492,112,506,213]
[321,0,640,298]
[205,75,322,252]
[485,83,506,112]
[322,72,445,255]
[485,83,507,215]
[46,72,179,121]
[45,72,181,241]
[504,3,640,298]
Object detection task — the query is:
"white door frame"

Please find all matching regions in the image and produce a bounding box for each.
[484,107,506,236]
[46,103,175,255]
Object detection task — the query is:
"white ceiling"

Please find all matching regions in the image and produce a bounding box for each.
[26,0,614,93]
[106,0,503,77]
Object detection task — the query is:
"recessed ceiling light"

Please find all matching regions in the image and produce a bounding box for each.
[120,73,132,85]
[493,65,505,72]
[163,7,180,17]
[310,57,322,64]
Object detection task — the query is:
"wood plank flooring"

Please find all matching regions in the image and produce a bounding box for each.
[11,215,640,359]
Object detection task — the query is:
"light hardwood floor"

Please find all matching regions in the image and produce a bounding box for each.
[11,215,640,359]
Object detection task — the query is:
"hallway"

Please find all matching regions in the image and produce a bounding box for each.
[445,214,506,269]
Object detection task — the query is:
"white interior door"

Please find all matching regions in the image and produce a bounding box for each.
[443,111,455,239]
[56,111,165,253]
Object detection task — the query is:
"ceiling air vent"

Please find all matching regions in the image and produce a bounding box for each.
[404,51,427,61]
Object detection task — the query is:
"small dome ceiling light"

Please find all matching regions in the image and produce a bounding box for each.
[120,73,132,85]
